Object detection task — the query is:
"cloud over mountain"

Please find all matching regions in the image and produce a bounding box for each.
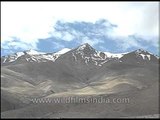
[1,2,159,56]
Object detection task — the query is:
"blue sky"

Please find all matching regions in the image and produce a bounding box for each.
[1,2,159,56]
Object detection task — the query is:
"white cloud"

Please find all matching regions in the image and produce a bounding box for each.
[110,2,159,37]
[1,2,159,51]
[2,40,37,52]
[119,37,145,51]
[53,31,75,41]
[81,37,103,46]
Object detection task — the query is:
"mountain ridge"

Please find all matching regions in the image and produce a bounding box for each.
[1,43,159,66]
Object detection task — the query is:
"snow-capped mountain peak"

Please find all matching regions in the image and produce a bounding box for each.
[76,43,95,52]
[134,49,159,58]
[134,49,157,61]
[15,51,25,57]
[70,44,124,66]
[2,51,25,63]
[1,48,71,64]
[1,44,159,66]
[24,49,45,55]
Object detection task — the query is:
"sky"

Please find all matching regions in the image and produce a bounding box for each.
[1,2,159,56]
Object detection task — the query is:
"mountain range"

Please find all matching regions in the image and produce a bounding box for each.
[1,43,159,118]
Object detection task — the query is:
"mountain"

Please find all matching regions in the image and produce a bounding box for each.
[2,44,158,66]
[120,49,159,64]
[0,43,128,67]
[1,43,159,118]
[1,48,71,65]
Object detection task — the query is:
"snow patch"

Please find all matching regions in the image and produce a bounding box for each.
[100,60,108,65]
[146,55,151,60]
[139,54,151,60]
[16,52,25,57]
[77,44,87,51]
[139,54,145,59]
[72,53,77,61]
[104,51,127,58]
[3,58,7,63]
[26,58,30,61]
[40,54,57,61]
[31,57,38,62]
[26,49,45,55]
[55,48,71,55]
